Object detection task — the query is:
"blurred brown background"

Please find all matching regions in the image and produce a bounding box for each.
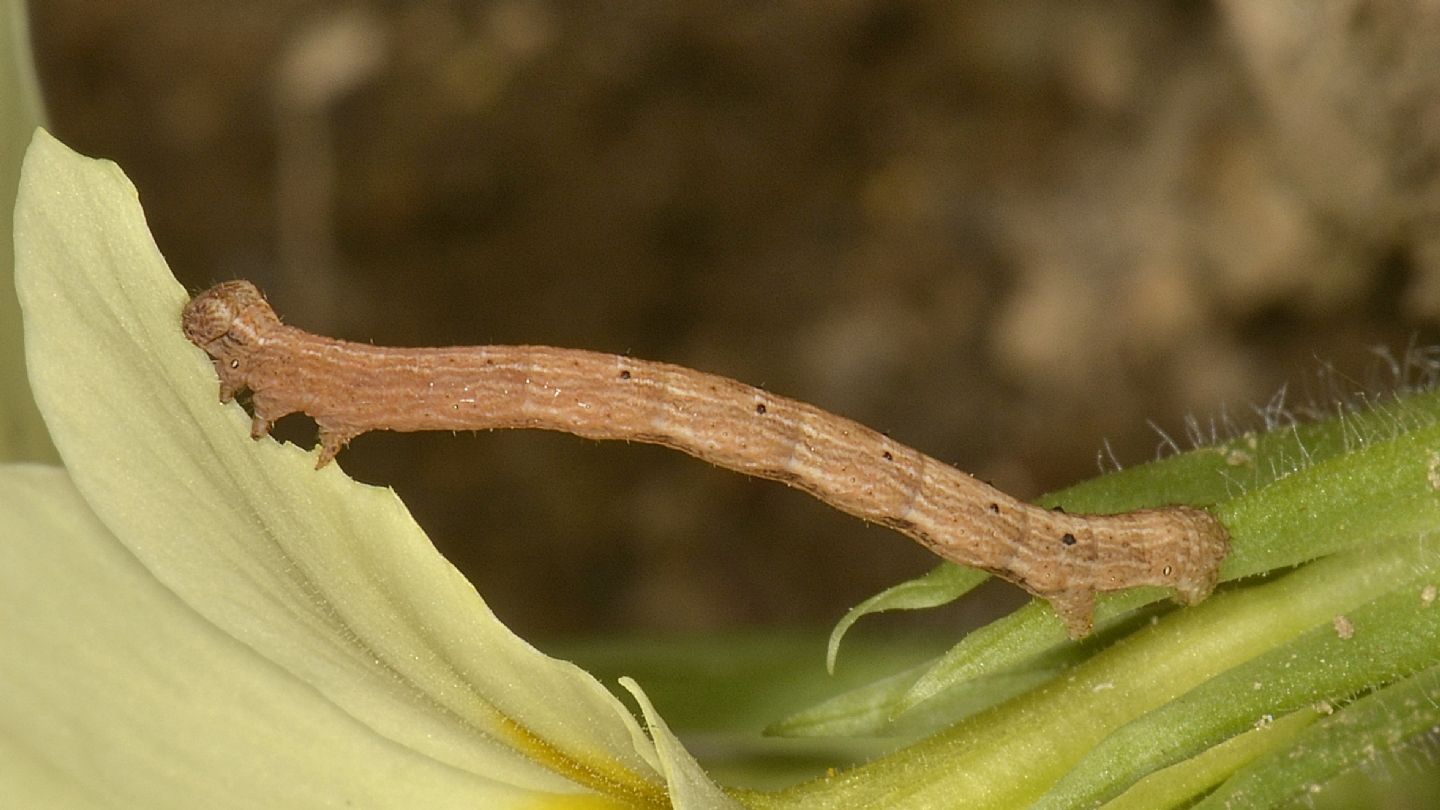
[29,1,1440,639]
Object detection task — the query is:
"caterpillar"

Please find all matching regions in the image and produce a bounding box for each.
[182,280,1229,637]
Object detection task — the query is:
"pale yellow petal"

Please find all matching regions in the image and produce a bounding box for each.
[13,129,669,805]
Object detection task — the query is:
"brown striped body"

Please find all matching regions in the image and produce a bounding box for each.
[182,280,1228,637]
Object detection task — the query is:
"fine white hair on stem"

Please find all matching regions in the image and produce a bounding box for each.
[1147,419,1182,460]
[1095,437,1124,475]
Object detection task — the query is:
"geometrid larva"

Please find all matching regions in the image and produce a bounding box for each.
[182,280,1229,638]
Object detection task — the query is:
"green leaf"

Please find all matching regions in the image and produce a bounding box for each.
[776,616,1126,740]
[895,390,1440,715]
[763,531,1440,807]
[825,563,987,674]
[1101,708,1320,810]
[895,588,1163,713]
[1038,562,1440,807]
[1198,663,1440,808]
[9,129,720,806]
[766,661,1055,740]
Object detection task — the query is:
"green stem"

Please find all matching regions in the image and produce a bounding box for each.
[751,386,1440,808]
